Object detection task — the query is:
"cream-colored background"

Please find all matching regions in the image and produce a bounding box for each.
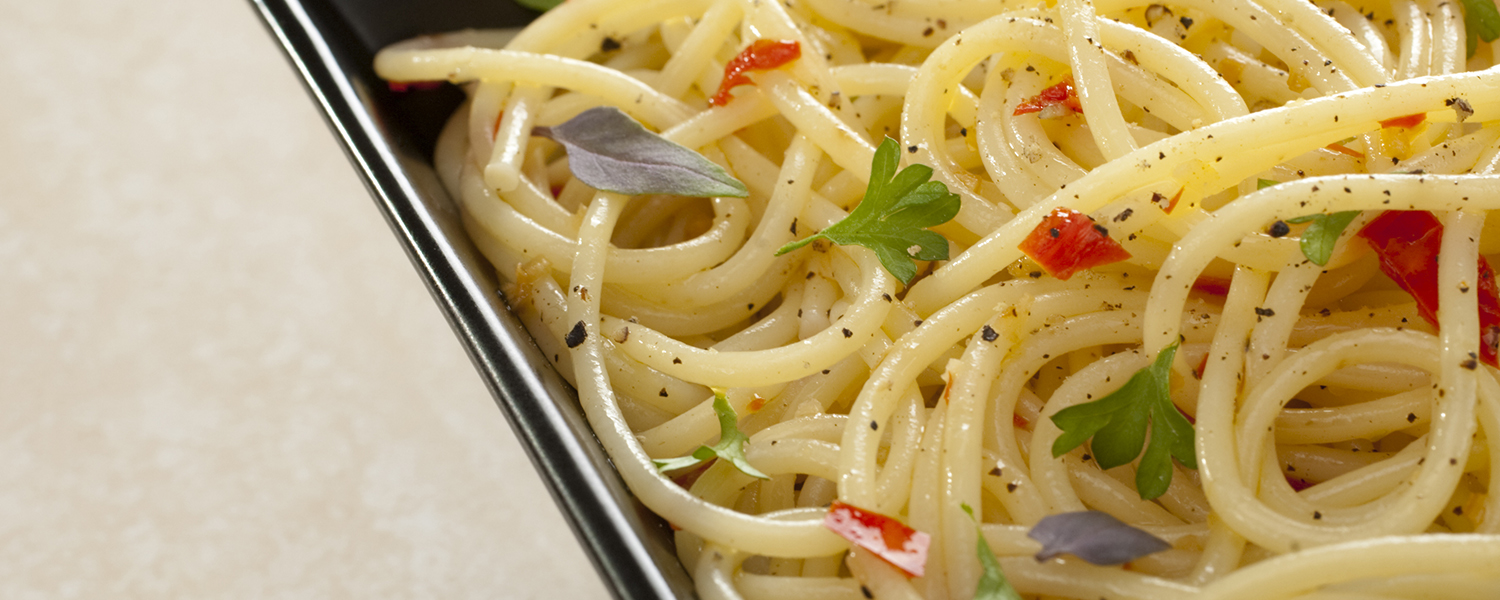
[0,1,609,597]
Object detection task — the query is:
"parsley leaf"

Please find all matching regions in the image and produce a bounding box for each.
[1285,211,1360,266]
[514,0,565,12]
[1257,178,1279,190]
[775,138,960,285]
[1461,0,1500,57]
[961,504,1022,600]
[653,388,769,479]
[1050,342,1194,500]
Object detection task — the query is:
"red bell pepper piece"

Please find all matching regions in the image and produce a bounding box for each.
[1018,208,1132,280]
[1155,188,1186,215]
[824,501,930,577]
[1014,78,1083,116]
[1357,210,1500,366]
[387,80,443,92]
[1379,113,1426,129]
[709,40,802,106]
[1192,275,1233,296]
[1193,352,1211,380]
[1326,142,1364,158]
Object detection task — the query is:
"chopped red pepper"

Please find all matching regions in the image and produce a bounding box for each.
[1379,113,1427,129]
[1286,476,1313,492]
[1014,78,1083,116]
[388,80,444,92]
[1175,404,1196,425]
[1018,208,1132,280]
[824,501,930,577]
[1013,413,1031,429]
[1153,188,1186,215]
[1192,275,1233,296]
[1358,211,1500,366]
[670,459,715,489]
[709,40,802,106]
[1193,353,1211,379]
[1326,142,1364,158]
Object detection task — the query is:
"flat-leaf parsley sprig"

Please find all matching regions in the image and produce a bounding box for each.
[1049,342,1195,500]
[961,504,1022,600]
[1284,211,1361,266]
[1460,0,1500,56]
[1259,178,1361,267]
[775,138,960,285]
[653,388,768,480]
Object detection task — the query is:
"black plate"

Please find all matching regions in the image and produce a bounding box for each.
[247,1,696,598]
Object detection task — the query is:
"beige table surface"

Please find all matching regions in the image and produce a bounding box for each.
[0,1,610,597]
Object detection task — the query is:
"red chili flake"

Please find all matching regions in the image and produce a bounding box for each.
[1175,404,1196,425]
[747,395,768,412]
[1157,188,1185,214]
[1379,113,1427,129]
[1193,353,1211,379]
[1014,78,1082,116]
[388,80,444,92]
[1018,208,1132,280]
[709,40,802,106]
[493,111,506,139]
[1013,413,1031,429]
[824,501,930,577]
[1358,210,1500,367]
[1326,142,1364,158]
[1192,275,1233,296]
[1286,476,1313,492]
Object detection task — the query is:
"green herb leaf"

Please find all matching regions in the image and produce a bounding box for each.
[533,107,749,198]
[1461,0,1500,57]
[1257,178,1279,190]
[514,0,565,12]
[1284,211,1360,266]
[775,138,960,285]
[653,388,769,479]
[961,504,1022,600]
[1050,342,1194,500]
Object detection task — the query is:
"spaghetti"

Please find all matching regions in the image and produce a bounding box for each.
[375,0,1500,597]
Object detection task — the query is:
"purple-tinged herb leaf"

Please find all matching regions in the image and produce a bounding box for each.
[533,107,749,198]
[1028,511,1171,565]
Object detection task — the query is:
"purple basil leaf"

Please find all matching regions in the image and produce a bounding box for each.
[532,106,748,198]
[1028,511,1171,565]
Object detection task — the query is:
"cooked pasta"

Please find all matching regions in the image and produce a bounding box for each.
[375,0,1500,597]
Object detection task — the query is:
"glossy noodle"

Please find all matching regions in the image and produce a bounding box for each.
[375,0,1500,597]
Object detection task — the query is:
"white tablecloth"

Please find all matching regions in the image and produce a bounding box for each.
[0,1,608,597]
